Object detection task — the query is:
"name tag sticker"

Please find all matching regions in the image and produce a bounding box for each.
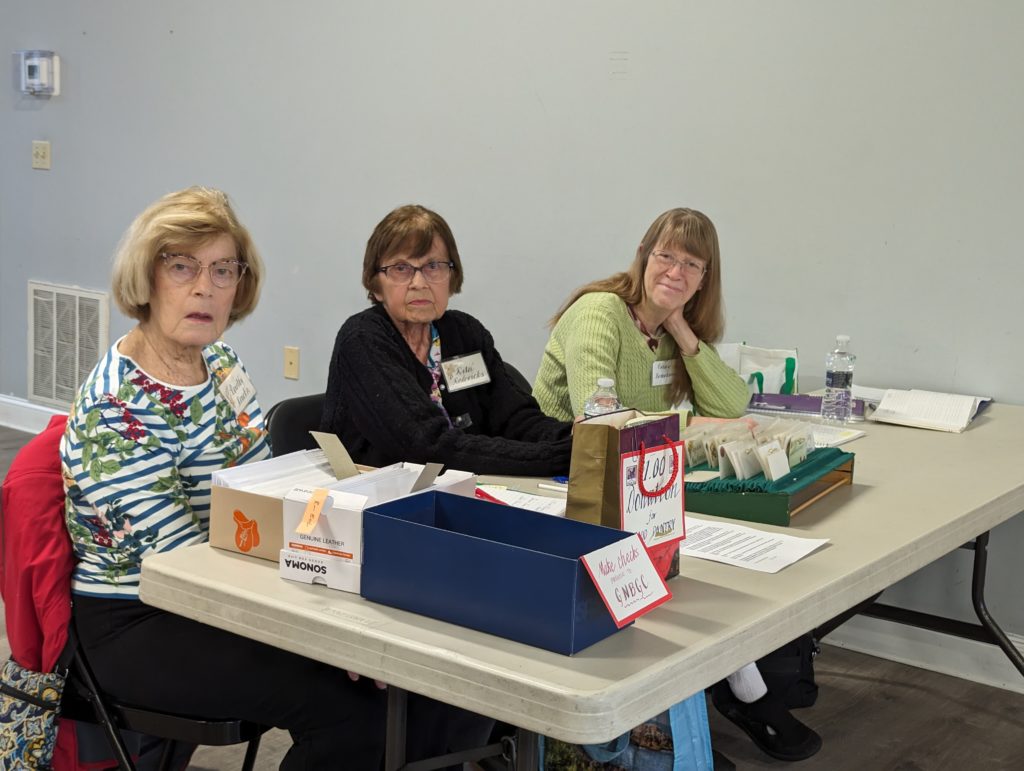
[220,365,256,416]
[652,360,675,387]
[581,533,672,628]
[441,352,490,392]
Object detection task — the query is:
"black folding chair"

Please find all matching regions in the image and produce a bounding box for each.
[265,393,326,456]
[502,361,533,396]
[62,625,268,771]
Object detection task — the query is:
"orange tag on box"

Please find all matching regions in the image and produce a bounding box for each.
[295,487,330,535]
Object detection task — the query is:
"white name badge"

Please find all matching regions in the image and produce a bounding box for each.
[219,365,256,416]
[440,352,491,392]
[581,533,672,628]
[652,359,676,387]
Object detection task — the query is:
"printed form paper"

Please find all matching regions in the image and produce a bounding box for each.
[476,485,567,517]
[680,516,828,573]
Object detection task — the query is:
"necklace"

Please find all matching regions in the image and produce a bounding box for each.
[627,305,663,353]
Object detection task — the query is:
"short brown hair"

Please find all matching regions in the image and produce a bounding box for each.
[551,208,725,405]
[111,186,264,323]
[362,204,464,303]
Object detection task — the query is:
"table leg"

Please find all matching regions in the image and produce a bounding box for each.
[860,528,1024,679]
[969,531,1024,677]
[385,687,408,771]
[515,727,539,771]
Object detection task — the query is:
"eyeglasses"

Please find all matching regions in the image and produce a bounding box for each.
[159,253,248,289]
[651,251,706,278]
[377,260,455,284]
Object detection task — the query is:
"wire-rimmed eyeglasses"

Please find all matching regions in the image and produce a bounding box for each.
[159,253,248,289]
[651,251,706,278]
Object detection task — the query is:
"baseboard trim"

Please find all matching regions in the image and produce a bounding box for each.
[826,614,1024,695]
[0,394,63,434]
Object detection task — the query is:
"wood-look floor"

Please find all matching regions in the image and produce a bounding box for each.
[3,425,1023,770]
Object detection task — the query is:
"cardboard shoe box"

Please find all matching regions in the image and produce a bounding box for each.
[282,487,366,563]
[361,491,633,655]
[209,453,475,562]
[279,547,362,593]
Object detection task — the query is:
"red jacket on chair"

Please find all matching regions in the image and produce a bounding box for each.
[2,414,179,771]
[1,414,87,770]
[1,414,73,673]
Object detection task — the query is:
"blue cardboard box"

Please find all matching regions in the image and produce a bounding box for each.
[361,491,633,654]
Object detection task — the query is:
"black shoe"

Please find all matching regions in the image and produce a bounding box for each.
[712,747,736,771]
[711,683,822,762]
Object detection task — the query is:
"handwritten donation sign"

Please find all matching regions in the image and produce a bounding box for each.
[619,440,685,549]
[440,352,491,392]
[581,534,671,627]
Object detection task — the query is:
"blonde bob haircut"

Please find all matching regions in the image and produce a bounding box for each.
[551,207,725,406]
[362,204,464,304]
[111,186,264,323]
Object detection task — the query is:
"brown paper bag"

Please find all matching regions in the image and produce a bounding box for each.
[567,410,684,578]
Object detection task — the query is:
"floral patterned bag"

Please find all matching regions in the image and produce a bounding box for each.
[0,657,66,770]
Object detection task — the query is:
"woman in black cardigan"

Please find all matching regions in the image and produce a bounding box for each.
[321,204,573,477]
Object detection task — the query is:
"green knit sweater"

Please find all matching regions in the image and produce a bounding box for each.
[533,292,750,421]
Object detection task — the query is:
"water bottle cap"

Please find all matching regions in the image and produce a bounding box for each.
[597,377,615,388]
[836,334,850,346]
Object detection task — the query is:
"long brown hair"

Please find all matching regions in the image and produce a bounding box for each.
[551,208,726,405]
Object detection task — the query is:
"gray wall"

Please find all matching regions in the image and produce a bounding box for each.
[3,3,1023,632]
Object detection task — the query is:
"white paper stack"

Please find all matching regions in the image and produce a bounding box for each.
[212,449,340,496]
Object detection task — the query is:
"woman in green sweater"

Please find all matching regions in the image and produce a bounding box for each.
[534,208,822,767]
[534,207,748,422]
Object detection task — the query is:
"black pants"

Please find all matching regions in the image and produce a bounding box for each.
[74,595,493,770]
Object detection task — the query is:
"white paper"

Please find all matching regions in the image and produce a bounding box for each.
[476,485,567,516]
[679,516,829,573]
[756,440,791,481]
[812,423,866,448]
[212,449,340,495]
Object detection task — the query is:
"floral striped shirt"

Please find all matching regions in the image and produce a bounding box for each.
[60,339,269,598]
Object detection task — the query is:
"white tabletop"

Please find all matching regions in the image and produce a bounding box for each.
[139,403,1024,744]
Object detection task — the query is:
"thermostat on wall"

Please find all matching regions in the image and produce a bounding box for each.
[17,50,61,96]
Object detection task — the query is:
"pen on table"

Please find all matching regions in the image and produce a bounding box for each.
[537,482,568,494]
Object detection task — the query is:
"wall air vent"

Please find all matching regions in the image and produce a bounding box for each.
[27,281,109,408]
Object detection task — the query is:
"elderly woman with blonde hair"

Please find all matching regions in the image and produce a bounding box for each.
[62,187,389,769]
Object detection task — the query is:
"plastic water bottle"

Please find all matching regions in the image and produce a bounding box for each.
[583,377,622,418]
[821,335,856,423]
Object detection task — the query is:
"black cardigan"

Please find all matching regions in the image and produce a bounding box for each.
[321,304,573,476]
